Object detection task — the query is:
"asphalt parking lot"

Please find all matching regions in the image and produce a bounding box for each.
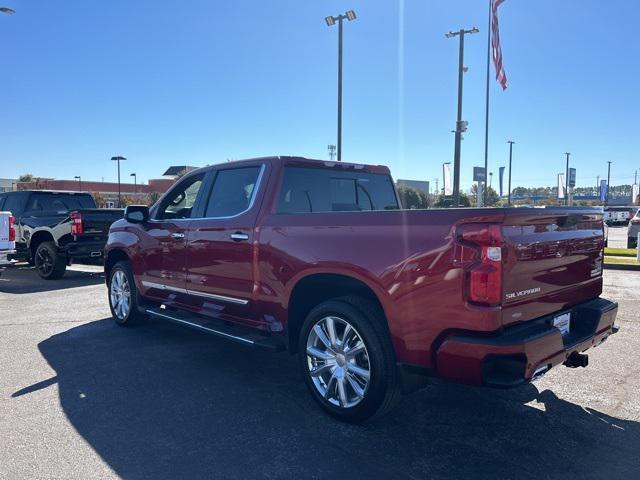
[1,265,639,480]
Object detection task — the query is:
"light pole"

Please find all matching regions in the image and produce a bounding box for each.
[564,152,571,206]
[74,175,82,192]
[489,171,493,190]
[446,26,479,207]
[130,173,137,195]
[111,156,127,207]
[606,161,612,206]
[325,10,356,162]
[507,141,515,206]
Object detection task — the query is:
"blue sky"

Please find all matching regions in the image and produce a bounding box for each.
[1,0,638,189]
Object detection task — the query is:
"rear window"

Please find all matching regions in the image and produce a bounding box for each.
[277,166,398,214]
[25,193,96,214]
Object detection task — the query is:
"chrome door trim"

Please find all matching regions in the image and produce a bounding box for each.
[141,280,249,305]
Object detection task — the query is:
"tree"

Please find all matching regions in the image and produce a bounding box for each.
[434,193,471,208]
[470,184,500,207]
[397,186,430,209]
[18,173,34,182]
[91,192,106,208]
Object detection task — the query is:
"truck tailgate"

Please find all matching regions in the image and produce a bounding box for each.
[75,209,123,238]
[500,209,604,326]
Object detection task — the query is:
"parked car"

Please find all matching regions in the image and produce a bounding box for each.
[105,156,618,422]
[0,191,123,279]
[628,209,640,248]
[0,210,16,276]
[604,206,634,226]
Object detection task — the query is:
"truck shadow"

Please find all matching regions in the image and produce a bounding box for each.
[21,318,640,480]
[0,265,104,294]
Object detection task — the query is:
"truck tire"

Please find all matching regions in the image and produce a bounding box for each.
[108,261,145,326]
[628,237,637,249]
[298,296,401,423]
[34,241,67,280]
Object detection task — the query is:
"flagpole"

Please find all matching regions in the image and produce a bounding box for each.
[482,0,492,206]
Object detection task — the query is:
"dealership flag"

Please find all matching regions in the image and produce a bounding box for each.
[600,180,608,202]
[443,163,453,196]
[492,0,508,90]
[499,166,505,197]
[557,174,566,199]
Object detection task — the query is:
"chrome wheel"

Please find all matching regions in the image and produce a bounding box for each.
[306,316,371,408]
[110,270,131,320]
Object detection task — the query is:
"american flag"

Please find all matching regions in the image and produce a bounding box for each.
[492,0,508,90]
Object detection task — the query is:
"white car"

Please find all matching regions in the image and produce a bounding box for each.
[0,211,16,273]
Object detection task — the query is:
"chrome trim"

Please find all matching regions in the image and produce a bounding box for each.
[146,309,255,345]
[141,280,249,305]
[170,232,185,239]
[185,288,249,305]
[230,233,249,241]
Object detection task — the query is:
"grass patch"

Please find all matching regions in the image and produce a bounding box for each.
[604,256,639,265]
[604,247,637,258]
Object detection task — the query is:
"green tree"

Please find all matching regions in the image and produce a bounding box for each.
[397,186,430,209]
[18,173,34,182]
[434,193,471,208]
[470,184,500,206]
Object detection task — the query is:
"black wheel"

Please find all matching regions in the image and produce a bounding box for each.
[628,237,638,249]
[108,261,146,326]
[298,296,401,423]
[34,241,67,280]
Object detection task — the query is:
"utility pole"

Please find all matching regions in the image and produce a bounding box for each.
[507,141,515,206]
[489,171,493,190]
[482,0,492,206]
[130,173,137,195]
[446,26,479,207]
[325,10,356,162]
[606,161,612,206]
[564,152,571,206]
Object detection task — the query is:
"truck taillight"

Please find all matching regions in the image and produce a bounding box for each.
[71,211,83,236]
[8,215,15,242]
[631,219,640,225]
[457,224,503,306]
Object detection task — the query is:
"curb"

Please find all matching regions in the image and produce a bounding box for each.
[603,262,640,271]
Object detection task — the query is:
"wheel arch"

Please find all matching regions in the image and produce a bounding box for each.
[104,249,130,282]
[29,230,56,257]
[285,270,390,354]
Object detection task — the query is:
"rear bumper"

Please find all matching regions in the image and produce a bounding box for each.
[435,298,618,387]
[63,240,105,259]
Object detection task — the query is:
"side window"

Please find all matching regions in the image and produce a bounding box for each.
[204,167,261,218]
[155,174,205,220]
[5,194,26,215]
[0,194,5,210]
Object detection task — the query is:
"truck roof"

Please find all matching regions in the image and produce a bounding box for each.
[2,190,92,195]
[199,156,392,175]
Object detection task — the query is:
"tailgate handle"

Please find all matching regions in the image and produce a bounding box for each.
[230,232,249,242]
[170,233,185,240]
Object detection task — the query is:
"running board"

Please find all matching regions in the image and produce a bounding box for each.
[145,307,286,352]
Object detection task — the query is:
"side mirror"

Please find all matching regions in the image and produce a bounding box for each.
[124,205,149,223]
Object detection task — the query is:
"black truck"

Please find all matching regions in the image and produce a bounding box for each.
[0,190,123,279]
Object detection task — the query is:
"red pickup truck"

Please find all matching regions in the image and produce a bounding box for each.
[104,156,618,422]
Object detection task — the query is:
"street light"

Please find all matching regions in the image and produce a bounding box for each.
[507,141,515,206]
[130,173,137,195]
[606,161,612,206]
[325,10,357,162]
[446,26,479,206]
[564,152,571,206]
[489,171,493,190]
[74,175,82,192]
[110,156,127,207]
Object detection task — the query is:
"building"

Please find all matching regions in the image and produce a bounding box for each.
[0,178,17,193]
[397,179,430,195]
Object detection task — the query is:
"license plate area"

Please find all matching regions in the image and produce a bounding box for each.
[553,312,571,336]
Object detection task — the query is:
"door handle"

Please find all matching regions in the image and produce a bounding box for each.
[230,232,249,242]
[171,232,185,239]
